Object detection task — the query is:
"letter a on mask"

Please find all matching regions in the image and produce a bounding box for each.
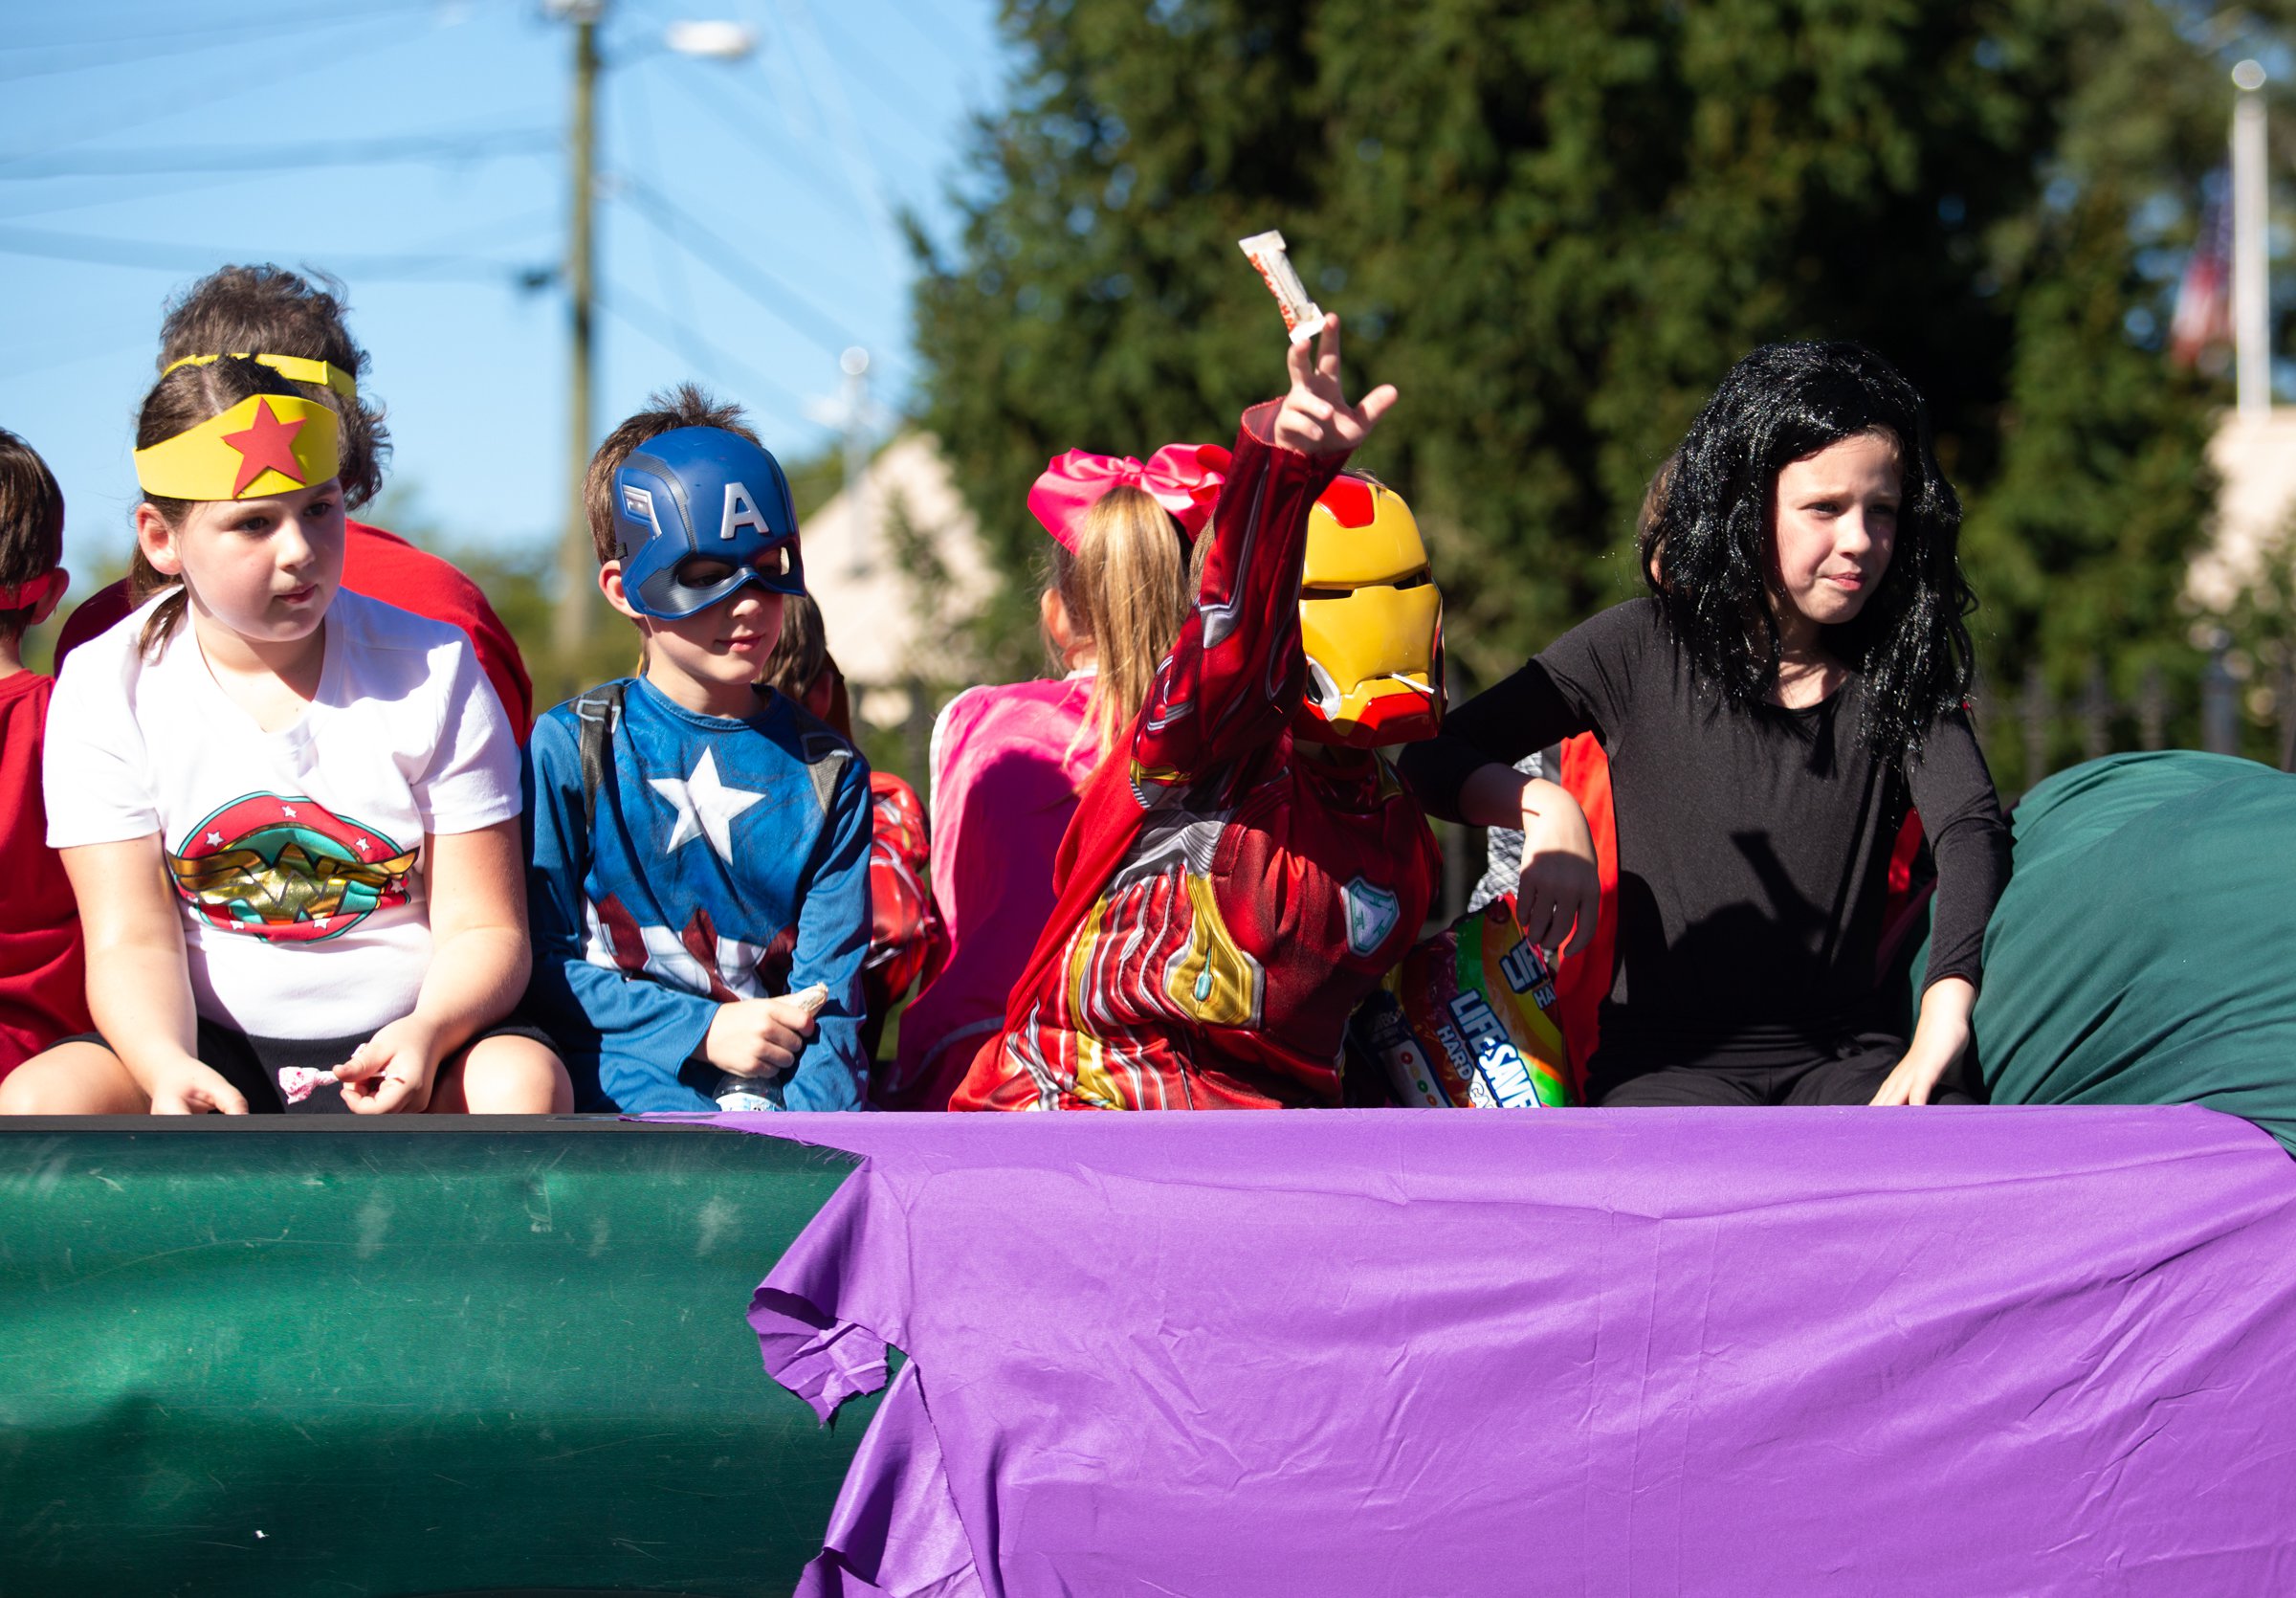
[721,482,770,542]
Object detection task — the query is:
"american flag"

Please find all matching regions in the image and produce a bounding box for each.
[2170,170,2234,366]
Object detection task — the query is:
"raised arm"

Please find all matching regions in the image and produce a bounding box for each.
[1131,315,1395,790]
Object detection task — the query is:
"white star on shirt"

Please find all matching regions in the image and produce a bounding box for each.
[649,746,765,862]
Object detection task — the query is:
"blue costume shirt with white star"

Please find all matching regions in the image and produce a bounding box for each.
[522,676,872,1112]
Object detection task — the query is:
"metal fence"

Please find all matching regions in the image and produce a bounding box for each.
[1973,634,2295,801]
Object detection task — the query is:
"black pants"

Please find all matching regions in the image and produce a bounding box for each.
[1590,1034,1980,1108]
[63,1018,557,1115]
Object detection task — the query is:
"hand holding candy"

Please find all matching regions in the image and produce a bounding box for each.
[1271,315,1397,459]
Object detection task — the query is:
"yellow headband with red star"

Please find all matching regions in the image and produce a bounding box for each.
[162,352,358,402]
[133,395,342,502]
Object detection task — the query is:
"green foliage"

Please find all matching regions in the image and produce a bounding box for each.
[913,0,2288,741]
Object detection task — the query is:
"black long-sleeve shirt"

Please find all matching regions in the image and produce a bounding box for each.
[1400,599,2009,1074]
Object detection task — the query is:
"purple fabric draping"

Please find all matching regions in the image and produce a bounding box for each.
[717,1106,2296,1596]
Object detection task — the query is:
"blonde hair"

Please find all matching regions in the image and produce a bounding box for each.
[1047,484,1193,755]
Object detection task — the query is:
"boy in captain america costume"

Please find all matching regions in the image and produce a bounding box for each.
[521,388,872,1113]
[953,316,1443,1111]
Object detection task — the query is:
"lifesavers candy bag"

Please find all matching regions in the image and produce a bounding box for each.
[1346,894,1575,1108]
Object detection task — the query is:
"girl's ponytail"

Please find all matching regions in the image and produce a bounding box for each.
[1052,485,1193,756]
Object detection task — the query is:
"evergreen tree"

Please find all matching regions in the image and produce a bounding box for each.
[915,0,2288,759]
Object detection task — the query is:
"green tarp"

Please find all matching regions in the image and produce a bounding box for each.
[1970,751,2296,1152]
[0,1119,871,1598]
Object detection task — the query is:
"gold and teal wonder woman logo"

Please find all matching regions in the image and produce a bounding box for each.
[167,794,415,943]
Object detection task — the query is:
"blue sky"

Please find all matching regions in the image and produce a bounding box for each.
[0,0,1006,579]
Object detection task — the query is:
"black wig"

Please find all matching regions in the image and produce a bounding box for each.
[1640,341,1974,760]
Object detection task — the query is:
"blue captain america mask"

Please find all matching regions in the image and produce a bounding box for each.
[610,427,807,620]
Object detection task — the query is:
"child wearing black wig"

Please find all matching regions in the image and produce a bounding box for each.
[1400,342,2009,1107]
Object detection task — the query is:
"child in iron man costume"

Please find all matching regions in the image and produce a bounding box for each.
[953,317,1443,1110]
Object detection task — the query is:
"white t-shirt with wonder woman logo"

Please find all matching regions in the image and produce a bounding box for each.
[44,588,521,1038]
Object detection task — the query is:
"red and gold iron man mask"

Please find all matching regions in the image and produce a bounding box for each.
[1295,474,1443,748]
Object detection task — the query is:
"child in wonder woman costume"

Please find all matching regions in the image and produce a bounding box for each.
[2,358,566,1115]
[955,316,1537,1111]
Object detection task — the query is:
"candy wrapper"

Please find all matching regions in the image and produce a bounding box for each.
[1346,896,1575,1108]
[1238,230,1325,345]
[714,984,831,1112]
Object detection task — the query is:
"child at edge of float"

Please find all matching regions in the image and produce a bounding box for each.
[519,386,873,1114]
[757,592,945,1080]
[0,429,90,1077]
[52,264,534,738]
[952,314,1453,1111]
[892,442,1225,1109]
[0,359,567,1116]
[1398,341,2010,1108]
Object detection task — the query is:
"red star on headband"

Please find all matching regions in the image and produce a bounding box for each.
[222,400,309,499]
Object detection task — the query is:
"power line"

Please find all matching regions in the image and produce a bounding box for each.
[611,178,862,354]
[595,278,813,432]
[759,0,910,288]
[0,223,543,285]
[398,204,563,258]
[0,2,410,53]
[880,0,977,63]
[0,169,256,225]
[0,8,439,168]
[0,1,439,84]
[620,69,713,379]
[677,63,879,229]
[0,323,158,380]
[802,0,957,150]
[0,129,553,180]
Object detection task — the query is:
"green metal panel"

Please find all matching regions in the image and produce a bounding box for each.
[0,1119,868,1598]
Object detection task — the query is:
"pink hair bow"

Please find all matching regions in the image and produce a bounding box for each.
[1027,442,1232,551]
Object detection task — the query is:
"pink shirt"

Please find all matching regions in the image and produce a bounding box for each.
[892,675,1098,1107]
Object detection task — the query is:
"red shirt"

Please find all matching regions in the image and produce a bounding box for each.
[0,672,89,1074]
[862,770,950,1107]
[55,519,534,740]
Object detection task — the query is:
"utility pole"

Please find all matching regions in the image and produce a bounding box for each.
[2230,58,2270,420]
[839,345,871,578]
[554,0,604,689]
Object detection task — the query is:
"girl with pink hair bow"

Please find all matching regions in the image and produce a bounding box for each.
[885,441,1226,1109]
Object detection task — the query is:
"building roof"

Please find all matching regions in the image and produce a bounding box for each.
[801,433,998,687]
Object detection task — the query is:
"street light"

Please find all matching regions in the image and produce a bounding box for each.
[665,20,756,61]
